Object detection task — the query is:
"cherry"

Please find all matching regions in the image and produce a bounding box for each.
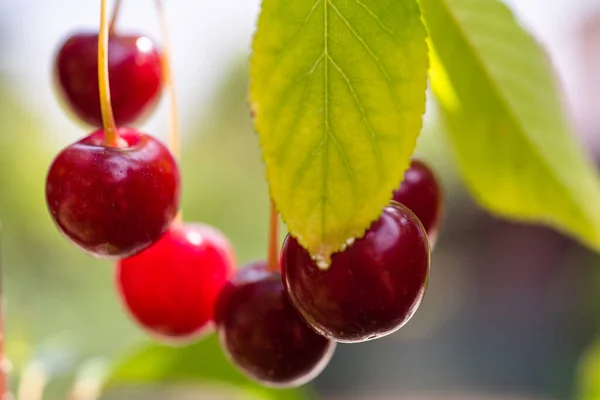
[117,223,235,343]
[393,159,443,243]
[45,128,180,258]
[215,261,336,388]
[54,32,163,127]
[282,202,430,343]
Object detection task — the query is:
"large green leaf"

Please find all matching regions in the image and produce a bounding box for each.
[103,334,308,399]
[250,0,428,263]
[422,0,600,250]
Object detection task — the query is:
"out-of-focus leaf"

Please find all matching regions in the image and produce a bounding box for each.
[422,0,600,251]
[103,334,309,400]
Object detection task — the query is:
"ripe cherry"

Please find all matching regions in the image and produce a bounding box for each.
[215,261,336,388]
[46,128,180,258]
[117,223,235,343]
[54,32,163,127]
[393,159,443,243]
[282,202,430,343]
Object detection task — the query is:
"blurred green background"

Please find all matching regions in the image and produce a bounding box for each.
[2,0,600,399]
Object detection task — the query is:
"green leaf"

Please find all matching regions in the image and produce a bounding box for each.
[103,334,308,399]
[576,340,600,400]
[421,0,600,250]
[250,0,429,262]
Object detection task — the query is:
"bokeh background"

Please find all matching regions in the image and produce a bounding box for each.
[1,0,600,399]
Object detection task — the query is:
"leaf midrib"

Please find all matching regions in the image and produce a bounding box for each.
[432,0,595,225]
[317,0,394,243]
[321,0,330,243]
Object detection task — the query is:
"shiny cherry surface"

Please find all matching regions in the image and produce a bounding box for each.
[46,128,180,258]
[215,261,336,387]
[54,32,162,126]
[393,159,443,242]
[282,203,430,343]
[117,223,235,343]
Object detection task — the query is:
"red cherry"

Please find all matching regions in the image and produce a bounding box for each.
[215,261,336,387]
[393,159,443,244]
[45,128,180,258]
[282,203,430,343]
[54,32,162,127]
[117,223,235,344]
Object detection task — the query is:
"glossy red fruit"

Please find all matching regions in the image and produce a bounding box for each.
[117,223,235,343]
[393,159,443,243]
[54,32,162,127]
[215,261,336,388]
[46,128,180,258]
[282,203,430,343]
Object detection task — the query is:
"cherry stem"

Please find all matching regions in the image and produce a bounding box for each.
[108,0,123,34]
[98,0,119,147]
[155,0,179,159]
[155,0,182,225]
[267,201,280,273]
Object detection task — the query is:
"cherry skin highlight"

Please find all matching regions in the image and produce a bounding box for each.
[54,32,163,127]
[117,223,235,344]
[45,128,180,258]
[393,159,443,243]
[215,261,336,388]
[282,202,430,343]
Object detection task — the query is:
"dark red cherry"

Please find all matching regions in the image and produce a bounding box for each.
[215,261,336,388]
[282,203,430,343]
[393,159,443,243]
[117,223,235,343]
[54,32,162,127]
[45,128,180,258]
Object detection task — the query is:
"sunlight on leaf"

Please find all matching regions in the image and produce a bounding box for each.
[250,0,429,262]
[422,0,600,251]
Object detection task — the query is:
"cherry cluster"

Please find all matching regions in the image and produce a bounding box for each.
[46,10,235,347]
[43,1,443,390]
[215,160,442,387]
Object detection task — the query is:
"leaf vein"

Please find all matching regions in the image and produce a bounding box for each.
[264,0,324,88]
[329,0,404,132]
[327,54,385,175]
[269,54,324,149]
[274,55,325,159]
[320,0,330,242]
[348,0,396,39]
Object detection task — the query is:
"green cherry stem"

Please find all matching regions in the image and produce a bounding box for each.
[267,201,280,273]
[98,0,119,147]
[108,0,123,34]
[155,0,182,224]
